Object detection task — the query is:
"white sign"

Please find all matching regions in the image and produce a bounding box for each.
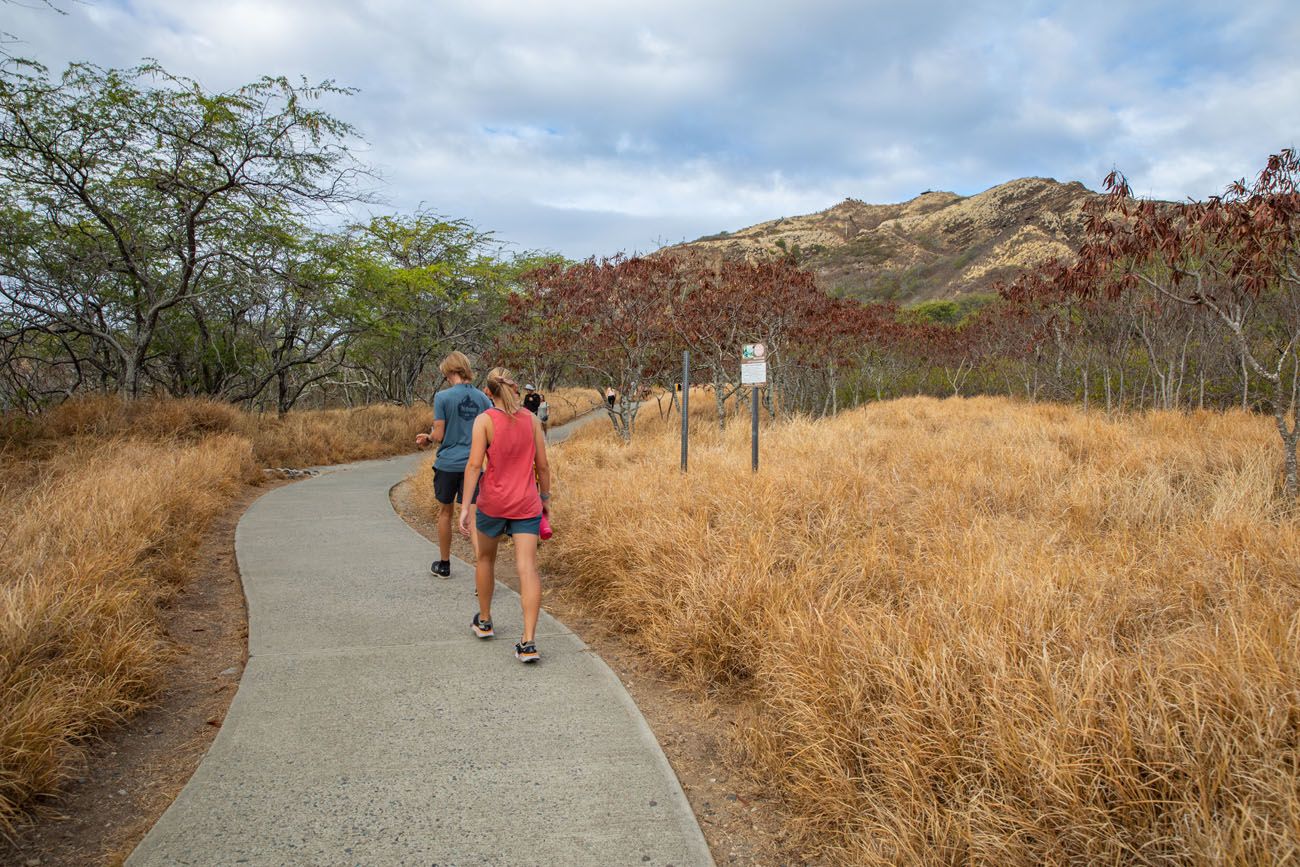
[741,360,767,385]
[741,343,767,361]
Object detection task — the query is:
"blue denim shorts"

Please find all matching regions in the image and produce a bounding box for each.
[475,509,542,538]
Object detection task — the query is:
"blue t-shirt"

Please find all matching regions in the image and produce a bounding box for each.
[433,383,491,472]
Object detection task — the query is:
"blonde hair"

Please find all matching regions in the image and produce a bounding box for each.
[484,367,522,418]
[439,351,474,382]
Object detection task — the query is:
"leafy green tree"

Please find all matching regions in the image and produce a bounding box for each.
[0,60,364,396]
[344,212,511,404]
[184,224,360,413]
[901,299,962,326]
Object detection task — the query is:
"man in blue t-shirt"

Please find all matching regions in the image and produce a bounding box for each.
[415,351,491,577]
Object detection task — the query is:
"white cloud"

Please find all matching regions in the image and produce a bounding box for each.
[5,0,1299,257]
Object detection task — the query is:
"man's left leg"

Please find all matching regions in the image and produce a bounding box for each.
[431,468,461,577]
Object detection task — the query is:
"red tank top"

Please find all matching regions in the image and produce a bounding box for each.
[477,407,543,519]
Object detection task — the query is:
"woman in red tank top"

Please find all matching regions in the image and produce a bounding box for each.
[458,367,552,663]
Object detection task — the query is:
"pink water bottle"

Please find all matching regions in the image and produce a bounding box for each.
[539,512,553,540]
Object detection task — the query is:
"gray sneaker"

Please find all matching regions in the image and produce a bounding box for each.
[514,640,539,663]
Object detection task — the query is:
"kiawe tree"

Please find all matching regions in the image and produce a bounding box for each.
[345,212,509,405]
[224,224,359,414]
[0,59,365,397]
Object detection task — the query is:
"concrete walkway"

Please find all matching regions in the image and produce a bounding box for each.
[129,420,711,865]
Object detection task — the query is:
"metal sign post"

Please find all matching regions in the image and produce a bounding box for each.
[681,350,690,472]
[741,343,767,473]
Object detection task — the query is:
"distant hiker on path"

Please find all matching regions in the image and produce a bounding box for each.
[459,367,551,664]
[416,352,491,577]
[522,383,550,437]
[605,386,616,408]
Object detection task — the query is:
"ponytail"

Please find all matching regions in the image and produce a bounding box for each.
[484,367,522,419]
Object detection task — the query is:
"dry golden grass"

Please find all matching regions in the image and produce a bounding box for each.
[545,396,1300,865]
[241,403,433,467]
[543,386,604,428]
[0,396,431,830]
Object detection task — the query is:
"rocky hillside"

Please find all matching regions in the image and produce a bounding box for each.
[670,177,1096,304]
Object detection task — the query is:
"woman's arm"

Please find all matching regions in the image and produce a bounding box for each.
[532,413,551,511]
[459,414,491,534]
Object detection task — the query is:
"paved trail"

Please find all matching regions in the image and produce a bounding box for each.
[129,406,710,866]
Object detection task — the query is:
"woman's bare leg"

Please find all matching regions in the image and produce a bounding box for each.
[513,533,541,643]
[475,531,498,622]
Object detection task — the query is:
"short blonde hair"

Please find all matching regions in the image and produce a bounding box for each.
[439,351,473,381]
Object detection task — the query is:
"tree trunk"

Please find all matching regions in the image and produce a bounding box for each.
[1275,403,1298,499]
[714,370,728,430]
[120,348,145,398]
[1242,355,1250,410]
[277,369,292,416]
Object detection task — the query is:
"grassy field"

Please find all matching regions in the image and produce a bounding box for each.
[0,397,431,831]
[543,396,1300,865]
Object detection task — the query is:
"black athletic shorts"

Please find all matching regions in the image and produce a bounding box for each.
[433,468,481,505]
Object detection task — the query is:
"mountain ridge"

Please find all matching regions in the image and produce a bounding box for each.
[668,177,1098,304]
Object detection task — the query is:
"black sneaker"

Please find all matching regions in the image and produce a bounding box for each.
[472,613,494,638]
[514,639,539,663]
[430,560,451,577]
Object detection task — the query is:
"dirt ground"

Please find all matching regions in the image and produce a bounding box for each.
[0,480,283,867]
[391,480,808,866]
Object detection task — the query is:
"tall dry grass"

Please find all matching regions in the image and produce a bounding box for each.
[0,396,431,830]
[543,386,604,428]
[545,396,1300,864]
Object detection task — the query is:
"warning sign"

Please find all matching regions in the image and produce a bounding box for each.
[741,361,767,385]
[741,343,767,385]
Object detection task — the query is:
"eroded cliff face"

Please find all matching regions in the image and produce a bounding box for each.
[670,177,1096,303]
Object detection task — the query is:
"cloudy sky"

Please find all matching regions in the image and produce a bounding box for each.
[6,0,1299,258]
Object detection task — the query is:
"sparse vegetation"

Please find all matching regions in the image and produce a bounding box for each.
[545,396,1300,864]
[816,233,896,267]
[694,229,732,242]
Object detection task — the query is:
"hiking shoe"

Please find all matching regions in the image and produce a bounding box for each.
[515,640,539,663]
[430,560,451,577]
[472,613,494,638]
